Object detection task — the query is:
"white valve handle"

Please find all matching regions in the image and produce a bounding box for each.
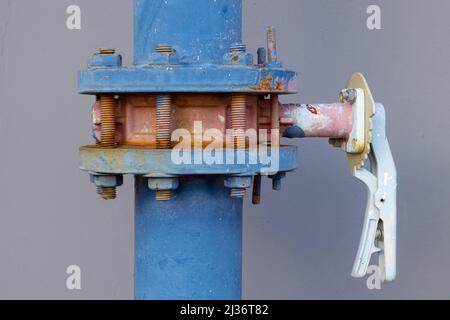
[351,103,397,282]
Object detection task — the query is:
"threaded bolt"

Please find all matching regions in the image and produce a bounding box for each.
[156,44,173,54]
[231,94,247,148]
[230,188,246,198]
[100,95,117,148]
[230,43,246,53]
[100,187,117,200]
[98,95,118,199]
[99,48,116,55]
[156,190,172,201]
[156,94,172,150]
[155,94,173,201]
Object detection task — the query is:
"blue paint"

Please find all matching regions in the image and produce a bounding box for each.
[134,0,242,65]
[78,64,297,94]
[78,0,298,95]
[79,146,299,176]
[135,176,243,300]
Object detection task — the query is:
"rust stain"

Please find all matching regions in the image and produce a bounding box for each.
[307,105,318,115]
[232,55,241,63]
[248,76,287,93]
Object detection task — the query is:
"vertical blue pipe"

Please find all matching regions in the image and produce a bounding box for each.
[134,0,242,65]
[135,176,243,300]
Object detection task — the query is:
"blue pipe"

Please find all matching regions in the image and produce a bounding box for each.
[134,0,242,65]
[135,176,243,300]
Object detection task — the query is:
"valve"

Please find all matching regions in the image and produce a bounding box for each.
[279,73,397,282]
[77,0,397,298]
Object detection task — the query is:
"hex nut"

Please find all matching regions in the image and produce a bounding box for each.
[148,178,180,191]
[90,174,124,188]
[224,176,252,189]
[88,50,123,68]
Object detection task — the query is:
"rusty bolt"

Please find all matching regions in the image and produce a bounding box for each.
[156,44,174,54]
[90,174,123,201]
[97,95,118,198]
[155,95,174,201]
[225,176,252,199]
[148,178,179,202]
[230,43,246,53]
[339,89,357,104]
[99,95,117,148]
[231,94,247,149]
[99,48,116,55]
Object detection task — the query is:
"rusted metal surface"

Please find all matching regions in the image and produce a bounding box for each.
[248,75,287,93]
[93,94,258,148]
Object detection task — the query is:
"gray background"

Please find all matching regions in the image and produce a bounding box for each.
[0,0,448,299]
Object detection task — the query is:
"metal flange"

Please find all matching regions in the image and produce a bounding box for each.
[80,145,298,176]
[78,65,298,95]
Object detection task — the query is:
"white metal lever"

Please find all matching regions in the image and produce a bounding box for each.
[351,103,397,282]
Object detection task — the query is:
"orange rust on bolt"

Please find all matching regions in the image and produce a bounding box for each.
[231,94,247,148]
[99,49,116,54]
[156,94,173,150]
[104,94,257,148]
[100,95,117,148]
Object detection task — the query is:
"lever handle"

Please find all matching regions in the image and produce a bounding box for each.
[351,103,397,282]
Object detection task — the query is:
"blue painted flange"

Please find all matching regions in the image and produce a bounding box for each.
[78,0,298,95]
[80,145,298,176]
[78,64,298,94]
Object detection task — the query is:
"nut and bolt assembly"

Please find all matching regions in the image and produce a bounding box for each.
[230,93,248,197]
[339,88,357,104]
[155,94,174,201]
[97,93,118,199]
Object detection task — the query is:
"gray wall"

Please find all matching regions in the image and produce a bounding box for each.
[0,0,448,299]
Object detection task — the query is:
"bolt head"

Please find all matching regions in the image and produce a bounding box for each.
[223,51,254,66]
[149,51,179,65]
[224,176,252,189]
[340,89,357,104]
[90,174,123,188]
[88,50,122,68]
[270,172,286,191]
